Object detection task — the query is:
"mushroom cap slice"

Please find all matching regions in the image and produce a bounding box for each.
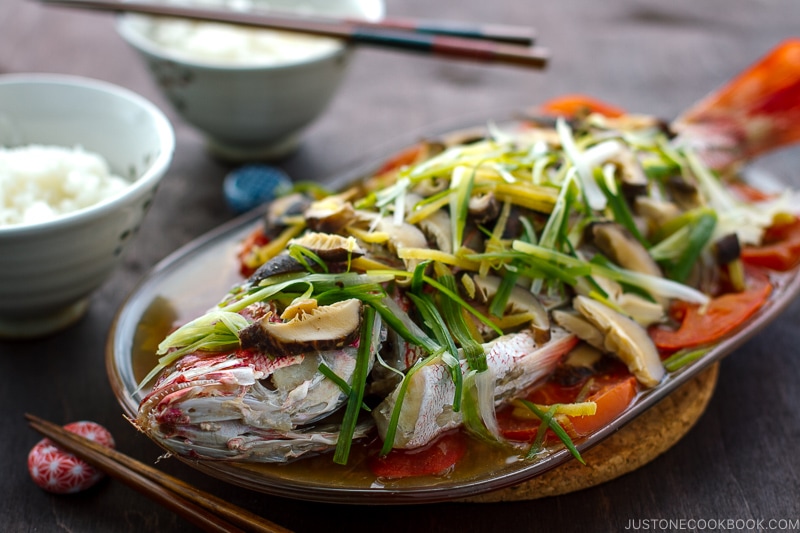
[575,276,665,327]
[375,216,429,272]
[468,192,501,224]
[588,221,662,278]
[473,274,550,342]
[612,145,649,200]
[249,233,365,284]
[552,309,605,351]
[239,298,363,355]
[289,232,364,262]
[249,253,306,284]
[635,197,681,233]
[406,193,453,254]
[304,194,358,233]
[264,193,311,235]
[572,295,665,388]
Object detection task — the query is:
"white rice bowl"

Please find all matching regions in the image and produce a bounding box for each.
[0,74,174,338]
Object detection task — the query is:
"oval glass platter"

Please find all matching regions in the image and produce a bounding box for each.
[106,119,800,505]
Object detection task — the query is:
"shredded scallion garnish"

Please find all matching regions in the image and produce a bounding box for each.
[333,306,377,465]
[518,400,585,464]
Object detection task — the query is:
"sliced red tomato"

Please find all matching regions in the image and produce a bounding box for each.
[237,227,270,277]
[727,182,776,202]
[373,143,426,176]
[649,270,772,353]
[368,431,467,479]
[741,217,800,271]
[495,378,579,441]
[497,418,555,442]
[495,379,586,442]
[568,376,638,437]
[497,369,637,442]
[538,94,625,118]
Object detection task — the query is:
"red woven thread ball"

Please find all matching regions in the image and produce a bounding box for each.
[28,421,115,494]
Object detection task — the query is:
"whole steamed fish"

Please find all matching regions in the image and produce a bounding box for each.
[136,40,800,473]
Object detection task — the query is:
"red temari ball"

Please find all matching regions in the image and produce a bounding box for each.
[28,421,115,494]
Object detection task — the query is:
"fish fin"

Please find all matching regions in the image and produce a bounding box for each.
[674,39,800,166]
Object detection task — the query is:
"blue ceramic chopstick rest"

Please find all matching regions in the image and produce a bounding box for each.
[224,164,292,214]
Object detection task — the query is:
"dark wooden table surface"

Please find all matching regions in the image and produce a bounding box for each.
[2,0,799,531]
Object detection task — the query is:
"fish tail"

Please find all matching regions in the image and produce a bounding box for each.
[674,39,800,165]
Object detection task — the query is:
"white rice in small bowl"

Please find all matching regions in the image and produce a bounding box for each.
[0,74,174,338]
[139,17,341,67]
[117,0,384,161]
[0,145,130,227]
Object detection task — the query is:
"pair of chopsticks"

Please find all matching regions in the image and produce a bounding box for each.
[25,413,292,533]
[36,0,549,69]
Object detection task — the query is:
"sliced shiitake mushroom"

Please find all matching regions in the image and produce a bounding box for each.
[552,309,605,351]
[552,343,604,387]
[304,195,357,233]
[714,233,741,265]
[416,208,453,254]
[249,232,365,284]
[406,193,452,254]
[289,232,365,262]
[263,193,311,237]
[612,146,650,204]
[412,177,448,197]
[472,274,550,342]
[587,221,663,278]
[374,216,429,272]
[666,176,702,210]
[634,197,681,232]
[468,192,501,224]
[239,298,363,354]
[249,254,305,283]
[572,295,665,388]
[575,276,664,327]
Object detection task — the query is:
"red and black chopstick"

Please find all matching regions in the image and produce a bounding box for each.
[36,0,549,69]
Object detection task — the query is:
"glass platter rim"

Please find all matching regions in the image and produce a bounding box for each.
[106,115,800,505]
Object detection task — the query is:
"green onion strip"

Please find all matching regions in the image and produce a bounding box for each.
[526,404,558,459]
[422,273,503,339]
[665,212,717,283]
[512,241,710,305]
[288,244,329,273]
[333,305,377,465]
[519,400,585,465]
[450,165,477,253]
[136,311,248,391]
[663,347,710,372]
[317,363,371,412]
[380,351,443,456]
[407,292,463,411]
[596,166,650,248]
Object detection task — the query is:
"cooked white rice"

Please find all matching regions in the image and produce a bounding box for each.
[141,18,340,66]
[0,145,130,227]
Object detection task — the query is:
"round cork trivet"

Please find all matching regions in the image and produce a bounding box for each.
[461,363,720,502]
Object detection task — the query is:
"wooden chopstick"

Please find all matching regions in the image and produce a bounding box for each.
[36,0,549,70]
[25,413,292,533]
[327,16,535,46]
